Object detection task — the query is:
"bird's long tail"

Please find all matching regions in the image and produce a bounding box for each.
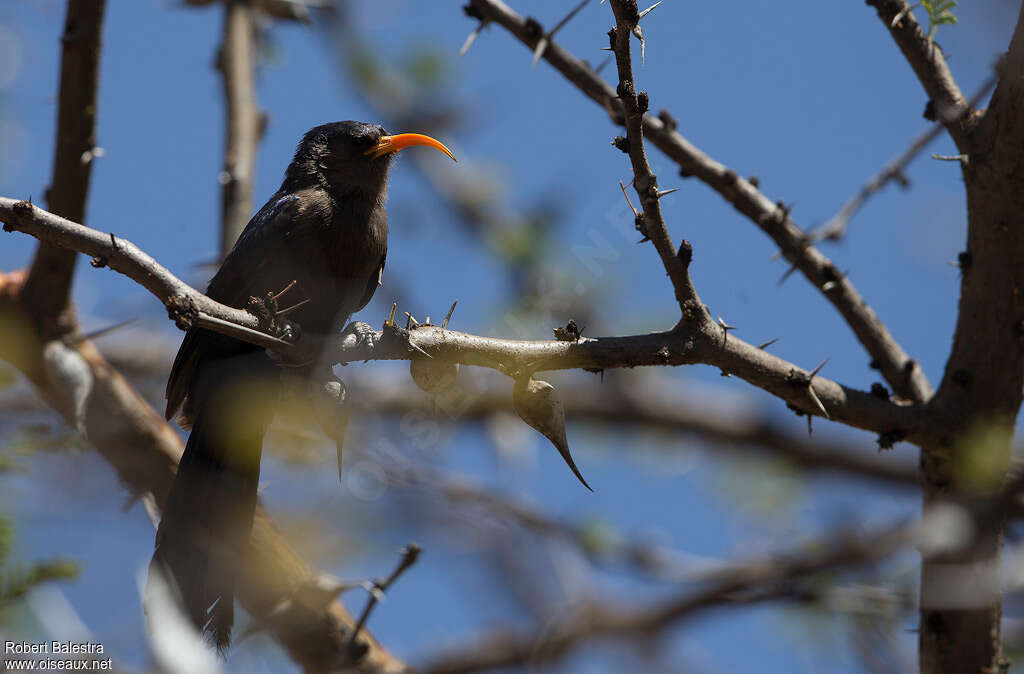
[148,351,277,650]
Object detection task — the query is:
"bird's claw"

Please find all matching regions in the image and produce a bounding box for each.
[340,321,380,351]
[276,318,300,342]
[248,291,303,343]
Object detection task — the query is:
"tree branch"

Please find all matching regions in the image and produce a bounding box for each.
[216,0,262,256]
[60,343,922,487]
[864,0,975,152]
[0,197,926,445]
[18,0,106,338]
[606,0,701,316]
[913,5,1024,672]
[464,0,933,405]
[420,523,912,674]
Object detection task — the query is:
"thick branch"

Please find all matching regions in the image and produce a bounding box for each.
[19,0,106,338]
[464,0,932,404]
[914,6,1024,673]
[217,0,261,256]
[0,197,925,444]
[420,523,912,674]
[864,0,975,152]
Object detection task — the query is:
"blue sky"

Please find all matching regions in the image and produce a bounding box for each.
[1,1,1019,672]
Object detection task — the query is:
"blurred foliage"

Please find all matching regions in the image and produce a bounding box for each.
[7,423,90,456]
[401,44,448,88]
[954,419,1013,494]
[0,449,78,608]
[0,555,78,605]
[709,453,805,521]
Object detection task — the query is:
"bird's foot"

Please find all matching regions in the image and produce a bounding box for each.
[340,321,380,351]
[274,318,300,343]
[248,287,304,343]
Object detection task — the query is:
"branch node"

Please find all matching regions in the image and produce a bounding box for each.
[877,429,906,451]
[637,91,649,114]
[166,294,198,331]
[553,319,583,342]
[676,239,692,268]
[523,16,543,41]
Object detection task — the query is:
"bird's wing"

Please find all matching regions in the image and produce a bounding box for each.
[353,252,385,313]
[205,193,308,306]
[166,192,316,420]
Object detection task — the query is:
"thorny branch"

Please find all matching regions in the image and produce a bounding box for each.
[606,0,701,316]
[463,0,933,405]
[865,0,975,152]
[0,197,925,445]
[60,344,920,487]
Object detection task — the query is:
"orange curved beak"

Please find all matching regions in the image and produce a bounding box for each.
[365,133,457,162]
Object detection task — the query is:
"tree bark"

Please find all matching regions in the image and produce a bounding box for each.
[917,7,1024,672]
[218,0,260,256]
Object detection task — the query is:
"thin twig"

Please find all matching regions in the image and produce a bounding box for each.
[348,545,422,647]
[606,0,703,316]
[809,74,997,243]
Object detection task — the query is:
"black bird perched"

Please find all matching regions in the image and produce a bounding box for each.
[149,121,455,649]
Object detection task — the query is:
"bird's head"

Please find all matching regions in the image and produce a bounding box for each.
[285,121,455,198]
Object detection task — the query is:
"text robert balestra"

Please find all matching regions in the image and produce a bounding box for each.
[5,641,105,654]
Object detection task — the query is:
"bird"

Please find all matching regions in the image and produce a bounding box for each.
[149,121,455,649]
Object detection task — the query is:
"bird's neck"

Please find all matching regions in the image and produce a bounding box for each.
[279,168,387,206]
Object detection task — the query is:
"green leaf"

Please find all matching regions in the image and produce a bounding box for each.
[920,0,958,43]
